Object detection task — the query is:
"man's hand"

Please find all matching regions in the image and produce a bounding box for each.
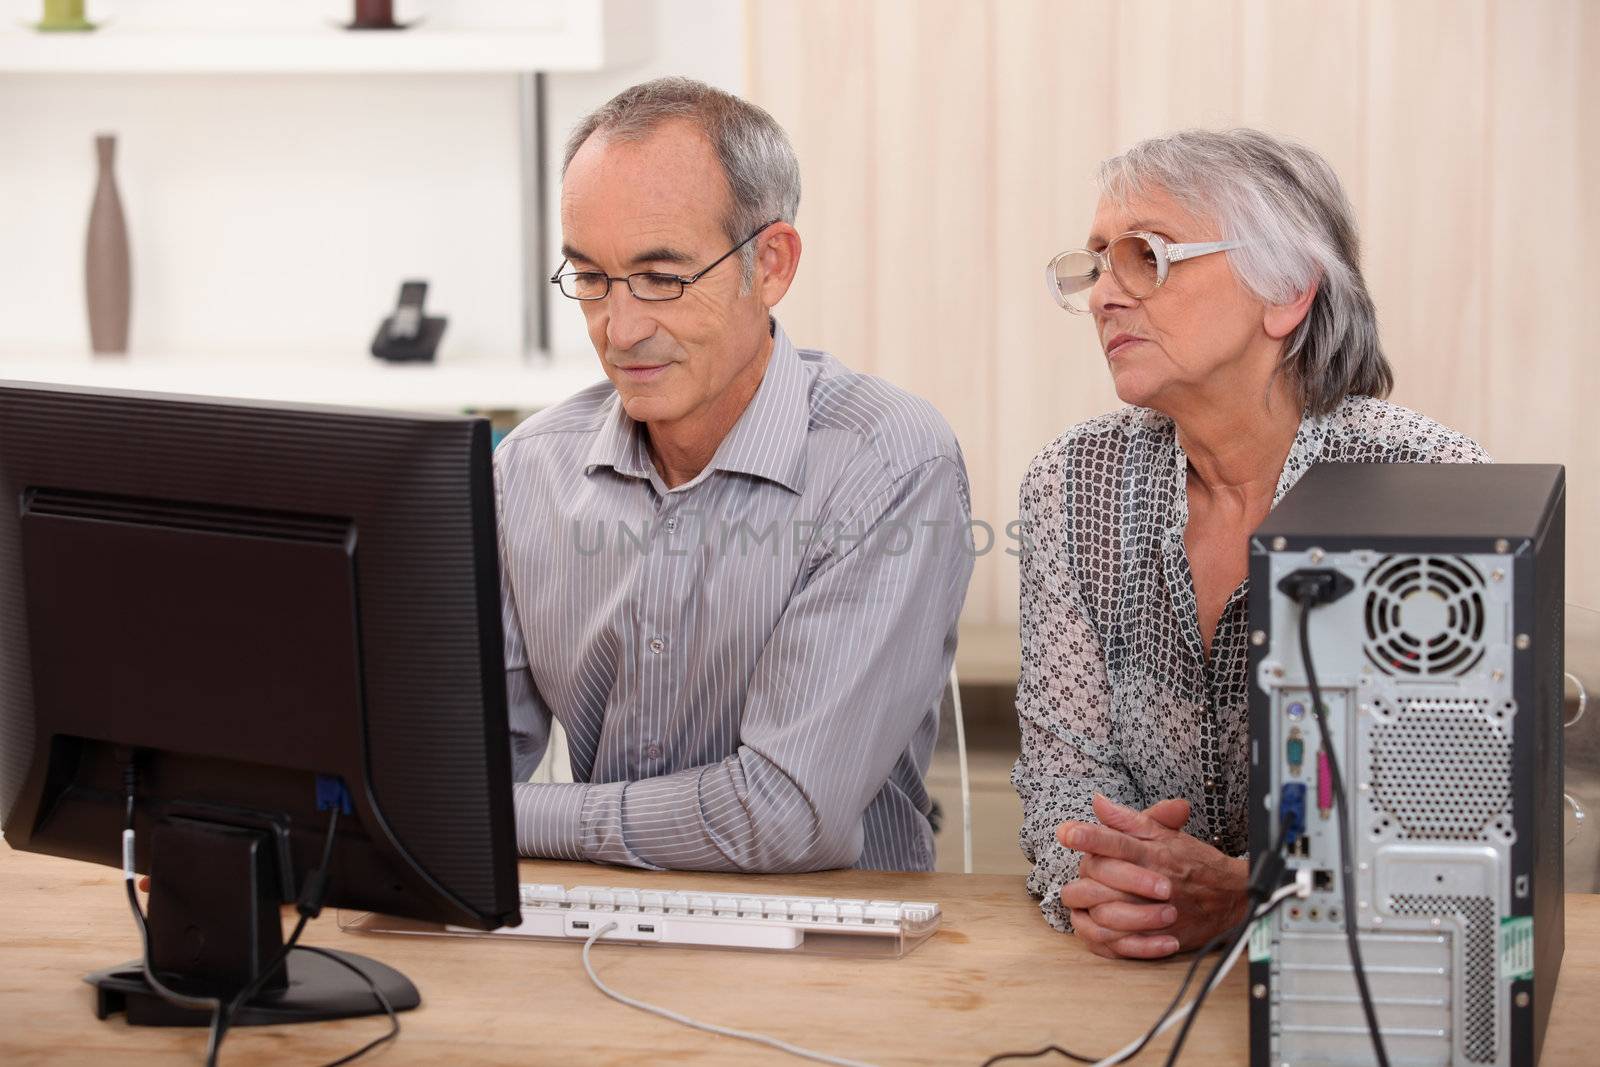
[1057,794,1249,960]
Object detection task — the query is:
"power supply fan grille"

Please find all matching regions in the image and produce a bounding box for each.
[1362,555,1488,676]
[1369,699,1512,840]
[1390,894,1497,1063]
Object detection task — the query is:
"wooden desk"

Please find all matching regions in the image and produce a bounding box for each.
[2,842,1597,1065]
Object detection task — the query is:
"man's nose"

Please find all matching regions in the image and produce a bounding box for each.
[604,283,658,351]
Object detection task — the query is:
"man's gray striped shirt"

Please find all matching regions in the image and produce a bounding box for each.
[494,321,973,872]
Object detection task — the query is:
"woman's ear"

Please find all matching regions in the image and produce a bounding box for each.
[1264,279,1319,340]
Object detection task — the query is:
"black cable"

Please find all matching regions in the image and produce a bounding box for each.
[1298,597,1391,1067]
[202,911,308,1065]
[1160,889,1297,1066]
[979,914,1245,1067]
[203,802,399,1067]
[980,1042,1095,1066]
[121,763,382,1067]
[981,824,1293,1067]
[1117,834,1289,1067]
[121,762,227,1028]
[293,945,401,1067]
[1157,828,1296,1067]
[205,804,342,1067]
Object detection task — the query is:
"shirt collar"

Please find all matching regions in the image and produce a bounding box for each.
[583,392,653,481]
[582,319,810,494]
[704,320,809,493]
[1272,405,1327,507]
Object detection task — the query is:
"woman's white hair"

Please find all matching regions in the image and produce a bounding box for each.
[1098,128,1393,416]
[563,77,800,288]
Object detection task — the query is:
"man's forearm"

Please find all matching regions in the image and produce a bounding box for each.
[513,750,856,873]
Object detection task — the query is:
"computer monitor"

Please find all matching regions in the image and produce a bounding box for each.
[0,381,521,1029]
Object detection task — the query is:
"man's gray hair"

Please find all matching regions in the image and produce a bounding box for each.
[562,76,801,287]
[1098,129,1393,416]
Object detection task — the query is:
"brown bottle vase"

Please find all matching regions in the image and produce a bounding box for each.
[86,132,130,355]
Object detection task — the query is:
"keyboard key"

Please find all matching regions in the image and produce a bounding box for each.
[508,881,941,953]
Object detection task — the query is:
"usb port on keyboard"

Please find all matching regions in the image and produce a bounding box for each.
[482,881,944,955]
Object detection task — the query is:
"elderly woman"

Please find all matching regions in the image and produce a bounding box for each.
[1013,128,1488,958]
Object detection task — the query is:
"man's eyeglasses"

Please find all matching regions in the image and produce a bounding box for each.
[550,220,781,302]
[1045,230,1241,314]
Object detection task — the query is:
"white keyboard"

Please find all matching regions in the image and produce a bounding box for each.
[476,883,942,952]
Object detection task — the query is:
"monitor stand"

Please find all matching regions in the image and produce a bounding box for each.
[85,813,420,1026]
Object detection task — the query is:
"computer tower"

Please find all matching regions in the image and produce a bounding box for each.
[1248,463,1565,1066]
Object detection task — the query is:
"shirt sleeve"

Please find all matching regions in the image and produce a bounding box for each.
[496,455,551,783]
[513,454,973,872]
[1011,445,1141,932]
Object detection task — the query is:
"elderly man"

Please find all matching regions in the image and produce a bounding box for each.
[495,77,972,873]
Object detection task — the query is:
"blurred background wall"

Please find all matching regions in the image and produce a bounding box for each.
[0,0,744,368]
[1,0,1594,627]
[2,0,1596,874]
[746,0,1600,627]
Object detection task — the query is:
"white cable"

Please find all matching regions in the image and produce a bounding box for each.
[1088,881,1303,1067]
[580,922,882,1067]
[950,665,973,875]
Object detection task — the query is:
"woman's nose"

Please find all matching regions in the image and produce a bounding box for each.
[1089,266,1135,316]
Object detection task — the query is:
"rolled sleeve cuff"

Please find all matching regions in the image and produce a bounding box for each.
[513,780,666,870]
[513,781,589,860]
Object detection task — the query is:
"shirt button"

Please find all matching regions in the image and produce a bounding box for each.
[1204,778,1215,788]
[1211,835,1223,845]
[648,637,665,655]
[645,743,663,760]
[664,517,678,532]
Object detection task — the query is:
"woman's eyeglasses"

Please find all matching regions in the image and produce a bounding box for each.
[1045,231,1241,313]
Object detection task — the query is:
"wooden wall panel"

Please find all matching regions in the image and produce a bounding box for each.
[747,0,1600,623]
[1112,0,1241,142]
[1482,0,1600,603]
[1361,1,1490,439]
[745,0,876,379]
[1235,0,1365,214]
[991,1,1122,623]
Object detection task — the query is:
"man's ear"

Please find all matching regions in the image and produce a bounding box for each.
[755,223,802,308]
[1264,278,1318,340]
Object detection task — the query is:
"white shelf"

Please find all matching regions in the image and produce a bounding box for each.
[0,10,648,73]
[0,353,605,413]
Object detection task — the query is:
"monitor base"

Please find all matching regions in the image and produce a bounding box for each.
[87,947,420,1027]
